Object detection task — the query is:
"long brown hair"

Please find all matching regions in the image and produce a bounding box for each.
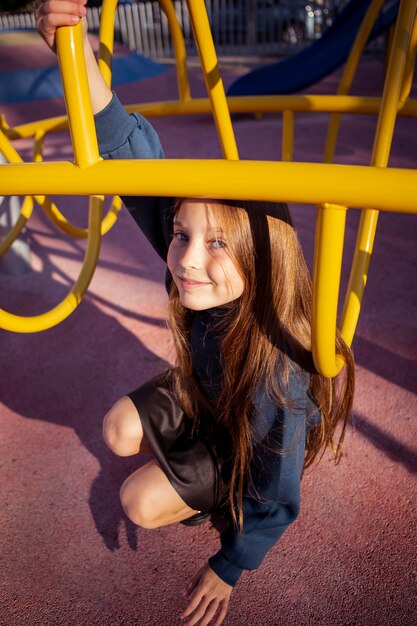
[167,199,354,528]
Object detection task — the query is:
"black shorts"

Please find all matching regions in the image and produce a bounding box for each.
[128,370,228,514]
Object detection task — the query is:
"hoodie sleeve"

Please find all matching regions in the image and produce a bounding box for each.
[209,373,311,587]
[94,92,172,260]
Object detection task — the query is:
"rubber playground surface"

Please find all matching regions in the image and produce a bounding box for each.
[0,32,416,626]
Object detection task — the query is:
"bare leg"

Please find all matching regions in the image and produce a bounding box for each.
[120,459,198,528]
[103,396,198,527]
[102,395,153,457]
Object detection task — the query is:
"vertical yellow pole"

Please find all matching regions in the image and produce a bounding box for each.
[399,11,417,102]
[312,204,348,377]
[185,0,239,160]
[56,23,100,168]
[340,0,417,351]
[97,0,119,87]
[282,111,294,161]
[313,0,417,375]
[159,0,191,102]
[324,0,385,164]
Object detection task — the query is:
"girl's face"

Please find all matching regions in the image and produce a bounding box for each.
[167,200,244,311]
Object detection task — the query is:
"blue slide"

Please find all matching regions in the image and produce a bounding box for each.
[227,0,399,97]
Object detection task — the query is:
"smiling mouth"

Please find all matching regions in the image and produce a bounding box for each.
[177,276,210,290]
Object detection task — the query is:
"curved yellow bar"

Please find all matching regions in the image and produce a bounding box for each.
[99,0,191,100]
[312,204,348,376]
[186,0,239,160]
[97,0,118,87]
[37,193,122,238]
[159,0,191,102]
[0,119,119,239]
[0,196,102,333]
[0,25,104,332]
[0,196,33,256]
[339,0,417,364]
[400,10,417,102]
[324,0,385,164]
[0,129,35,254]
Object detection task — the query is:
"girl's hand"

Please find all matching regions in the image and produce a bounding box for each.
[180,563,233,626]
[35,0,88,51]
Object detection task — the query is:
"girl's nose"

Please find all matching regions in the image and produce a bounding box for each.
[178,241,203,270]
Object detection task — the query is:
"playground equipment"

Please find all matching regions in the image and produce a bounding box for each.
[0,0,416,378]
[226,0,399,96]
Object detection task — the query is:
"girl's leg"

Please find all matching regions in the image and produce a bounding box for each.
[102,396,153,457]
[103,396,198,527]
[120,460,198,529]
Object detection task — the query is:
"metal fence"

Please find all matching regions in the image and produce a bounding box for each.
[0,1,336,58]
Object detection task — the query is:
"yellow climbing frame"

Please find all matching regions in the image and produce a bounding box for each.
[0,0,416,380]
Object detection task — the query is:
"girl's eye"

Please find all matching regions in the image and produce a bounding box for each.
[210,239,227,249]
[173,231,188,241]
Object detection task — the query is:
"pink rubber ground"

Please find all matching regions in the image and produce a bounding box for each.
[0,34,416,626]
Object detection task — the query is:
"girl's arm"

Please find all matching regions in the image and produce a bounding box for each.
[35,0,112,114]
[209,373,309,587]
[36,0,171,260]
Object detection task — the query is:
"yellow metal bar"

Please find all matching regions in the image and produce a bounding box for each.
[4,94,417,142]
[312,204,348,377]
[0,129,35,254]
[0,123,118,239]
[400,11,417,102]
[324,0,386,163]
[0,196,102,333]
[33,130,45,163]
[4,116,69,140]
[185,0,239,159]
[372,4,417,167]
[98,0,191,100]
[0,159,417,213]
[97,0,118,86]
[282,111,294,161]
[37,194,121,238]
[125,95,417,118]
[339,209,379,348]
[339,0,417,361]
[159,0,191,102]
[56,23,100,168]
[0,196,33,256]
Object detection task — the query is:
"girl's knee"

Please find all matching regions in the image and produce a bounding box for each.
[120,479,160,529]
[102,396,142,457]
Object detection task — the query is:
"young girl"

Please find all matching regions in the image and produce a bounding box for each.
[36,3,354,625]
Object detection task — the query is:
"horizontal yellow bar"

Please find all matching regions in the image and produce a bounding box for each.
[126,95,417,118]
[5,95,417,140]
[0,160,416,213]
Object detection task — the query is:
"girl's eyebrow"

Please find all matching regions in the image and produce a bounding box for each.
[173,219,224,233]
